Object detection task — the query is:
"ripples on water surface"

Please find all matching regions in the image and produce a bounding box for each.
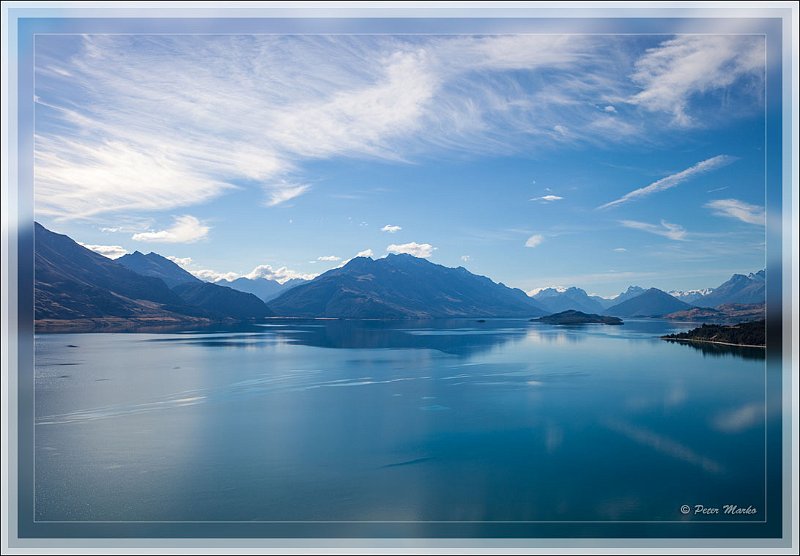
[34,319,773,523]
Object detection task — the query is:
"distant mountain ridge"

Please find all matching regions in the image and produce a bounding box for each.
[669,288,714,304]
[117,251,201,288]
[216,276,308,302]
[532,287,606,314]
[529,270,765,316]
[694,270,764,307]
[604,288,692,317]
[268,253,547,319]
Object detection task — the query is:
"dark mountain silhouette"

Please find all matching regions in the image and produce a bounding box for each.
[34,222,200,321]
[532,287,606,314]
[34,222,271,324]
[116,251,272,318]
[662,319,765,347]
[217,276,308,302]
[171,282,272,319]
[268,254,546,318]
[117,251,201,288]
[535,310,622,325]
[604,288,692,317]
[694,270,765,307]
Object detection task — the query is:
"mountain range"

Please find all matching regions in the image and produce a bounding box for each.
[531,287,606,314]
[35,223,272,325]
[695,271,765,306]
[603,288,693,317]
[32,222,766,327]
[267,253,547,318]
[117,250,201,288]
[216,276,307,302]
[531,272,765,315]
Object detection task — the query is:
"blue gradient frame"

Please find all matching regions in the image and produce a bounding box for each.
[5,7,795,550]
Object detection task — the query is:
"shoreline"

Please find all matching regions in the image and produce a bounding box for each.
[662,337,765,349]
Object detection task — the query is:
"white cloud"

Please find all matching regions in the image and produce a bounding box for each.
[337,248,375,268]
[244,264,317,283]
[77,242,128,259]
[29,34,650,220]
[613,247,627,252]
[131,215,209,243]
[461,255,470,262]
[33,34,765,220]
[705,199,765,225]
[598,155,735,209]
[603,105,617,113]
[267,184,310,207]
[386,242,436,258]
[531,195,563,202]
[525,234,544,248]
[381,224,402,233]
[165,255,193,268]
[165,255,317,284]
[628,35,765,126]
[192,268,241,283]
[317,255,341,262]
[620,219,687,241]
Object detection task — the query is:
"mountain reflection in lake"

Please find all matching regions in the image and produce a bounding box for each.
[34,318,775,525]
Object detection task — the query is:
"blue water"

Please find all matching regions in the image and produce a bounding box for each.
[33,319,773,523]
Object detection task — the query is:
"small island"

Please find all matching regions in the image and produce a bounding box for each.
[661,319,765,347]
[533,310,623,325]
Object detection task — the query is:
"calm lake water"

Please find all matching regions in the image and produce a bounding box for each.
[33,319,774,523]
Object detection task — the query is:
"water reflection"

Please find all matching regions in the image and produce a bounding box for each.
[33,318,771,523]
[662,339,765,360]
[146,319,533,357]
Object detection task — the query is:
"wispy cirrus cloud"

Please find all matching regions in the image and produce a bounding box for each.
[28,34,675,220]
[131,215,209,243]
[598,155,735,209]
[530,195,563,202]
[34,34,765,222]
[628,35,765,126]
[620,219,688,241]
[78,242,128,259]
[386,242,436,258]
[705,199,765,225]
[267,184,310,207]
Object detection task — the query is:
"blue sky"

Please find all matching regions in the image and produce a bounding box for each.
[33,32,769,296]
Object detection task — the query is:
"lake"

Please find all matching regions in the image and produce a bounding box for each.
[33,319,774,525]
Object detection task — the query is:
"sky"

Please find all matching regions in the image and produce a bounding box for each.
[33,31,770,297]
